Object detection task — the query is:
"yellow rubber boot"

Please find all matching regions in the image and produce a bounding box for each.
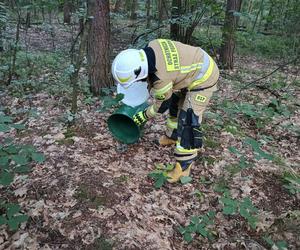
[167,162,193,183]
[159,135,177,146]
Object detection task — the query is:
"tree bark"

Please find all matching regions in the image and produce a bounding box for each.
[0,28,4,52]
[252,0,264,32]
[170,0,181,40]
[130,0,137,19]
[70,21,89,114]
[114,0,123,12]
[146,0,151,28]
[63,0,72,24]
[25,11,31,28]
[87,0,111,95]
[8,11,21,85]
[220,0,242,70]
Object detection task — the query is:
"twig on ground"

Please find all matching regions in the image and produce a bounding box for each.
[227,56,299,100]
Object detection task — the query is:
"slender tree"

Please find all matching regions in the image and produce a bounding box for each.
[170,0,181,40]
[146,0,151,28]
[87,0,111,95]
[63,0,72,24]
[220,0,242,69]
[130,0,137,19]
[114,0,123,12]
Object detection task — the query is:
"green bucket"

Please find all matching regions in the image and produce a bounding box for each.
[107,103,148,144]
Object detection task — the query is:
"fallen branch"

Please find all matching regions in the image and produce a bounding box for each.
[231,56,299,99]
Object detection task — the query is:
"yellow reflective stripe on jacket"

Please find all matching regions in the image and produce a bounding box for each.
[188,56,214,90]
[167,118,178,129]
[180,62,203,74]
[148,105,157,116]
[158,39,180,72]
[154,82,173,97]
[176,142,198,153]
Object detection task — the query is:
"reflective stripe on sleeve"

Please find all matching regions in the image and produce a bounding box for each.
[188,51,215,90]
[154,82,173,98]
[167,118,178,129]
[148,105,157,117]
[180,62,203,74]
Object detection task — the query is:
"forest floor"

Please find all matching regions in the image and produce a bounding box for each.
[0,23,299,250]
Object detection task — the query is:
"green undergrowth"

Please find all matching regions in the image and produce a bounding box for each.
[0,50,91,98]
[236,31,299,59]
[0,112,45,231]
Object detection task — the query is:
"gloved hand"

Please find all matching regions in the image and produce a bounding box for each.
[133,110,148,126]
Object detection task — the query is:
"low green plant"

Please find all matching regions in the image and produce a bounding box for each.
[148,163,173,189]
[97,93,124,112]
[0,112,45,231]
[282,171,300,195]
[192,189,205,202]
[263,236,288,250]
[220,193,258,229]
[0,202,28,231]
[178,211,216,243]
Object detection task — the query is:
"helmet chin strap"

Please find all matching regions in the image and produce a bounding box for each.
[122,83,133,89]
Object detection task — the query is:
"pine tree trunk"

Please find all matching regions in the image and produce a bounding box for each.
[220,0,242,70]
[87,0,111,95]
[63,0,72,24]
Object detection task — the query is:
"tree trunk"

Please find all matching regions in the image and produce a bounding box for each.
[170,0,181,40]
[114,0,123,12]
[157,0,163,36]
[0,28,3,52]
[63,0,72,24]
[87,0,111,95]
[264,1,274,31]
[220,0,242,70]
[130,0,137,19]
[70,21,89,114]
[25,11,31,28]
[146,0,151,28]
[8,12,21,85]
[125,0,131,11]
[252,0,264,32]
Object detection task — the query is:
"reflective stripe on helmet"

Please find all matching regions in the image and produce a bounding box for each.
[158,39,180,72]
[117,75,132,83]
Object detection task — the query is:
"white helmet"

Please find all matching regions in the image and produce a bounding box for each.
[112,49,148,89]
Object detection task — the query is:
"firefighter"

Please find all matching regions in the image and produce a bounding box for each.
[111,39,219,183]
